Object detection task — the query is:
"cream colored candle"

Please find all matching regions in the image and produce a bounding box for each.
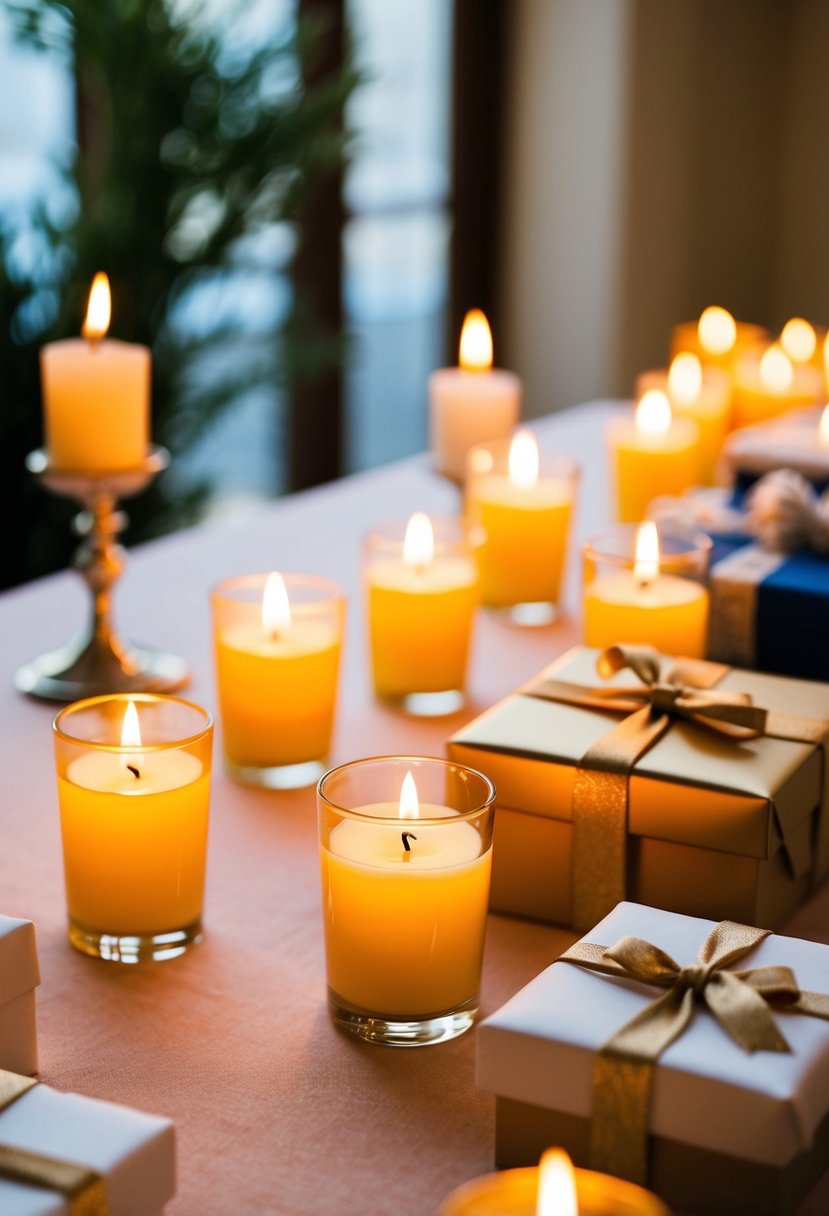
[731,344,825,429]
[429,309,521,481]
[635,355,730,484]
[607,392,699,522]
[465,431,578,620]
[671,305,767,372]
[40,273,151,471]
[439,1147,668,1216]
[366,514,478,713]
[212,572,344,788]
[583,522,709,658]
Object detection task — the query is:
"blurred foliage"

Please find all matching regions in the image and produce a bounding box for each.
[0,0,357,589]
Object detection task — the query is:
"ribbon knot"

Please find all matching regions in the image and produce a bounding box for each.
[648,682,682,715]
[678,962,712,996]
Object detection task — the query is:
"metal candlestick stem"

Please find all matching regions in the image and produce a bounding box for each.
[14,446,189,702]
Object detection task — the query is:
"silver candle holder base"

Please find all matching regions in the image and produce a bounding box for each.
[14,447,189,702]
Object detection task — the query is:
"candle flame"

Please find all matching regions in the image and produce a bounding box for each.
[759,345,793,393]
[459,309,493,372]
[636,389,672,436]
[698,306,736,356]
[82,272,111,340]
[508,429,539,489]
[536,1149,578,1216]
[634,521,660,586]
[262,572,291,634]
[121,699,142,748]
[780,317,816,363]
[399,771,419,820]
[668,352,703,405]
[403,512,434,569]
[819,405,829,447]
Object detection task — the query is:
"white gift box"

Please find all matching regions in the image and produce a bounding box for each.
[0,917,39,1076]
[0,1079,175,1215]
[478,902,829,1215]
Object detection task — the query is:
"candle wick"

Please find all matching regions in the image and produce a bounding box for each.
[401,830,417,858]
[126,764,140,780]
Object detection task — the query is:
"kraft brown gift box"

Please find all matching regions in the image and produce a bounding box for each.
[448,646,829,929]
[0,916,39,1076]
[479,903,829,1216]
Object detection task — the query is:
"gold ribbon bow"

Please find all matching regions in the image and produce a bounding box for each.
[526,645,829,929]
[0,1070,110,1216]
[559,919,829,1186]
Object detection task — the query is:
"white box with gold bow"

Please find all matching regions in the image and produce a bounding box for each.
[0,916,39,1078]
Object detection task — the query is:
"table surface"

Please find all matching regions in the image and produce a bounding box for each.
[1,401,827,1216]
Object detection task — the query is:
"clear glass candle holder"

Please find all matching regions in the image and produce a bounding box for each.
[317,755,495,1047]
[53,693,213,963]
[582,523,712,658]
[211,573,346,789]
[364,516,479,716]
[465,435,580,625]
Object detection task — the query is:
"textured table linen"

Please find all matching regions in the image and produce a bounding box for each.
[0,402,827,1216]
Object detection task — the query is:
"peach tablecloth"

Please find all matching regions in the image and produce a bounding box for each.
[0,401,827,1215]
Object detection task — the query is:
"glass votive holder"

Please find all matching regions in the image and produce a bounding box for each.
[465,431,580,626]
[317,755,495,1047]
[364,515,479,716]
[52,693,213,963]
[582,523,712,658]
[606,395,699,524]
[211,572,346,789]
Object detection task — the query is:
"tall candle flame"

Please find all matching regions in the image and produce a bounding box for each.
[634,521,660,587]
[698,306,736,356]
[668,352,703,405]
[262,572,291,634]
[636,390,672,436]
[508,429,539,489]
[82,272,112,340]
[399,771,419,820]
[121,699,142,748]
[780,317,816,363]
[759,345,793,393]
[403,513,434,569]
[459,309,493,372]
[536,1148,578,1216]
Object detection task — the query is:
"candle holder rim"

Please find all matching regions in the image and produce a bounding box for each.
[52,692,213,751]
[466,433,582,473]
[584,523,713,566]
[317,754,496,823]
[363,514,481,550]
[440,1162,669,1213]
[26,444,169,485]
[210,570,346,604]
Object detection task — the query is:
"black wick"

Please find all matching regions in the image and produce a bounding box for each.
[401,831,418,853]
[126,764,141,780]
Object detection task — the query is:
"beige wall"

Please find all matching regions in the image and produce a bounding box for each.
[500,0,829,414]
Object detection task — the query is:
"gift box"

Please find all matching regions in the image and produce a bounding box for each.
[721,407,829,494]
[448,646,829,930]
[0,917,39,1077]
[0,1070,175,1214]
[478,901,829,1216]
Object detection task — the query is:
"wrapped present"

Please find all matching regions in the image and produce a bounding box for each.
[721,407,829,493]
[0,917,39,1077]
[448,645,829,930]
[478,901,829,1216]
[0,1069,174,1214]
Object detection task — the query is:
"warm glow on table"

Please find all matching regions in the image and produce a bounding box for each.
[636,355,730,484]
[438,1147,668,1215]
[584,521,709,657]
[366,513,478,706]
[320,768,492,1018]
[607,392,699,521]
[465,431,577,614]
[671,307,767,373]
[40,273,151,471]
[731,343,825,428]
[213,572,343,780]
[429,310,521,480]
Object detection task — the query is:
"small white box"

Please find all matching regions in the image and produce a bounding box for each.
[0,916,40,1076]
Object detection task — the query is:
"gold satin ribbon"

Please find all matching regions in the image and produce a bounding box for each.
[526,645,829,929]
[0,1068,110,1216]
[559,919,829,1186]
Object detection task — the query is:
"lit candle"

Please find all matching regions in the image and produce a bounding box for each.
[318,757,494,1045]
[671,305,767,372]
[365,513,478,714]
[212,572,345,788]
[465,430,579,623]
[583,521,710,657]
[731,343,824,429]
[429,309,522,481]
[780,316,825,371]
[439,1147,668,1215]
[53,694,213,962]
[635,353,730,484]
[40,273,151,471]
[607,391,699,522]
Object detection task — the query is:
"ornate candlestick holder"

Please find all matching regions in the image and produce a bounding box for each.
[15,446,189,701]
